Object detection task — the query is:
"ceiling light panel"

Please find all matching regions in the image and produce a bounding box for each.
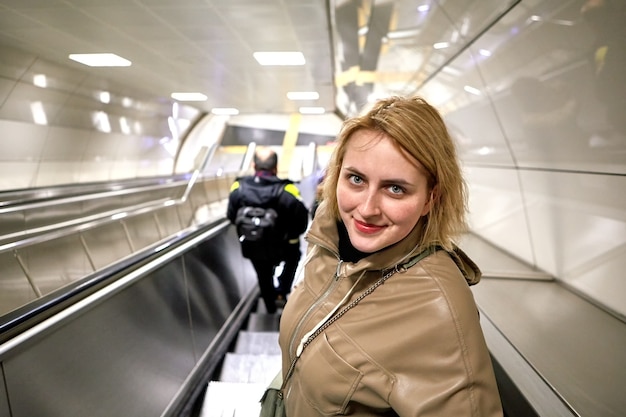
[211,108,239,116]
[253,52,305,66]
[69,53,131,67]
[287,91,319,100]
[299,107,325,114]
[171,93,208,101]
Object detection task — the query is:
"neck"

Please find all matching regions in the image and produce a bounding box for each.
[256,170,275,177]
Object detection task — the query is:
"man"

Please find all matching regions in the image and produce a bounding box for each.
[227,147,309,313]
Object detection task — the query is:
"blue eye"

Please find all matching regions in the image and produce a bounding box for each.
[389,185,405,194]
[349,174,363,184]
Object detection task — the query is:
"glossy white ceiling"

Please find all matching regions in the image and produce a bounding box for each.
[0,0,527,117]
[0,0,335,115]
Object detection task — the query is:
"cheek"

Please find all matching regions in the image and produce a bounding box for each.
[390,201,426,226]
[336,182,356,211]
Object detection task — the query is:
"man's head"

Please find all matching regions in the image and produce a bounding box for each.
[254,147,278,174]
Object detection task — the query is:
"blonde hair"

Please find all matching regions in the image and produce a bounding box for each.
[322,96,468,251]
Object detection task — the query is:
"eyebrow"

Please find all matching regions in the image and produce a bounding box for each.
[343,166,413,187]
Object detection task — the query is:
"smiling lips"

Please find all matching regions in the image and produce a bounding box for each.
[354,218,384,234]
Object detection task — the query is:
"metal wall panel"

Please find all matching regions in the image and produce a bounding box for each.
[0,250,38,316]
[0,366,9,417]
[154,205,183,238]
[16,234,92,296]
[418,0,626,318]
[1,225,257,417]
[123,213,163,252]
[3,259,192,417]
[81,222,133,269]
[184,228,257,357]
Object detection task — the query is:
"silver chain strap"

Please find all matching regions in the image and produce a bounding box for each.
[301,265,400,351]
[282,265,402,388]
[278,246,441,394]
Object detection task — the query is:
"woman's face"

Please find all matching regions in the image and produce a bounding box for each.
[337,129,432,254]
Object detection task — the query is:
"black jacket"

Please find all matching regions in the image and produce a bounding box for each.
[227,173,309,242]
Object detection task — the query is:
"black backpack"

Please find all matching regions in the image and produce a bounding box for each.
[234,182,285,260]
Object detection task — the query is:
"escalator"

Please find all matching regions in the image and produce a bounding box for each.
[197,303,281,417]
[0,172,265,417]
[0,141,326,417]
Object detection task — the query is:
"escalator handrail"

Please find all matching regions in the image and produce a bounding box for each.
[0,174,192,209]
[0,219,231,355]
[162,284,261,417]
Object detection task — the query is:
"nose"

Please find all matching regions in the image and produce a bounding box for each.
[359,189,381,218]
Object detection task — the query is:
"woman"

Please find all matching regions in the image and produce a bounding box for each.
[278,96,503,416]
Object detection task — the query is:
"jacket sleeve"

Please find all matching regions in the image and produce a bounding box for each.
[226,181,241,224]
[387,256,503,417]
[279,183,310,239]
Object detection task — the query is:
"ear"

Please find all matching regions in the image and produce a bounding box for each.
[421,185,438,216]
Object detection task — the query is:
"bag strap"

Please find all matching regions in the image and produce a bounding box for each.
[279,245,440,390]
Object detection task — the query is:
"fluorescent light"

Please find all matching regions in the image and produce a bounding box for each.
[99,91,110,104]
[30,102,48,125]
[464,85,481,96]
[211,108,239,116]
[253,52,305,66]
[171,92,207,101]
[299,107,325,115]
[553,19,575,26]
[93,111,111,132]
[33,74,47,88]
[417,5,430,12]
[433,42,449,49]
[441,66,462,76]
[387,28,421,40]
[69,53,131,67]
[287,91,319,100]
[120,117,131,134]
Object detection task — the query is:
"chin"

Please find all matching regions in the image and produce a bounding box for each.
[351,239,380,254]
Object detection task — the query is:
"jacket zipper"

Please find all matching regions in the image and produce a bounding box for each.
[287,246,342,357]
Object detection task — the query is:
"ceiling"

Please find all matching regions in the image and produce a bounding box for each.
[0,0,569,118]
[0,0,335,115]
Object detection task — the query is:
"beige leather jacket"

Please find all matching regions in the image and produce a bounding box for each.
[278,203,503,416]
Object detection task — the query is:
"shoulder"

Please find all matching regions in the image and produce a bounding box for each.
[282,182,302,199]
[271,178,303,201]
[230,175,252,193]
[229,180,241,193]
[408,251,475,295]
[377,252,485,348]
[385,251,479,320]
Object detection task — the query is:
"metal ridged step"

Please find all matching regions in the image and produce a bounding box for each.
[201,381,266,417]
[198,307,281,417]
[233,331,281,355]
[219,353,281,383]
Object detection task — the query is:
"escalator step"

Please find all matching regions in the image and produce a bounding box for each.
[200,381,265,417]
[219,352,281,383]
[234,331,280,355]
[247,312,281,332]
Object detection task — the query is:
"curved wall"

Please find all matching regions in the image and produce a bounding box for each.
[416,0,626,318]
[0,1,623,320]
[0,43,202,191]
